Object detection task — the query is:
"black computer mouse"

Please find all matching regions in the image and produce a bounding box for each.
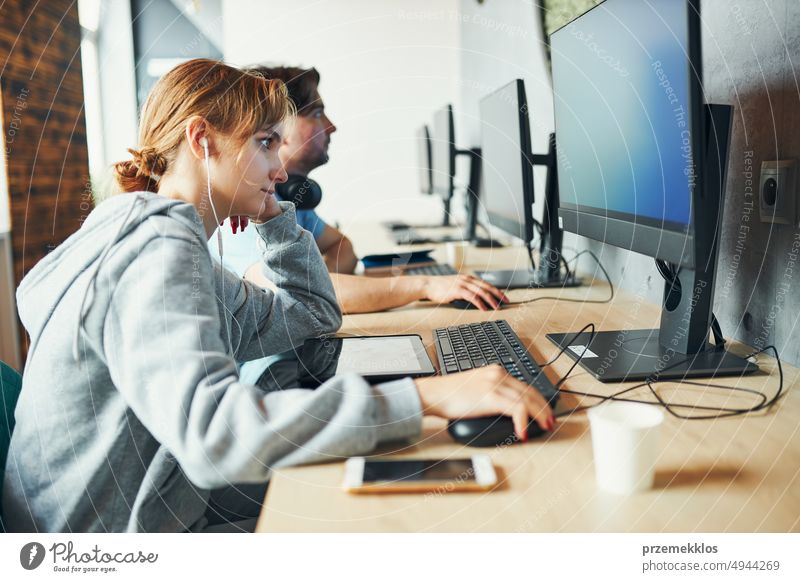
[447,415,544,447]
[448,299,506,310]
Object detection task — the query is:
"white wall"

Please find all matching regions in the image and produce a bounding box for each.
[458,0,662,303]
[458,0,554,224]
[222,0,462,226]
[97,0,139,176]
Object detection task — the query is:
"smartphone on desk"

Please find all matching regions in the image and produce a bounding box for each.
[343,456,497,494]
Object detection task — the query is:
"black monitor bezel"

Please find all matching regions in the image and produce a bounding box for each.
[416,124,433,195]
[551,0,704,269]
[479,79,535,245]
[431,104,456,202]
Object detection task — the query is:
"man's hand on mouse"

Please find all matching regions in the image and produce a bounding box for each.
[422,274,508,311]
[414,365,555,441]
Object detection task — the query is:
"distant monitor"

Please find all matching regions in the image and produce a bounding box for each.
[431,104,456,204]
[416,125,433,195]
[479,79,535,244]
[546,0,755,381]
[475,79,579,289]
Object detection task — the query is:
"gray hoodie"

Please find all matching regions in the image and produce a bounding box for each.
[3,192,422,532]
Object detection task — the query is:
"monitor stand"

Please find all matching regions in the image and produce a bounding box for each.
[462,147,503,248]
[477,133,579,289]
[546,104,757,383]
[476,268,581,289]
[546,329,757,382]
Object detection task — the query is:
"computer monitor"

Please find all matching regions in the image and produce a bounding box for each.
[480,80,534,244]
[475,79,580,289]
[382,122,457,235]
[416,125,433,195]
[546,0,755,381]
[430,105,457,226]
[412,104,494,245]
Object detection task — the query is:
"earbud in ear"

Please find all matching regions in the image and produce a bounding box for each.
[200,137,209,149]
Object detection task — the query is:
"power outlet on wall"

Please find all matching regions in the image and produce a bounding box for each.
[759,160,797,225]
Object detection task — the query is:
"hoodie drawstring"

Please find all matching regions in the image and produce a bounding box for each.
[72,194,144,363]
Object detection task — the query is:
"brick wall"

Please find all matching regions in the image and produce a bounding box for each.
[0,0,90,358]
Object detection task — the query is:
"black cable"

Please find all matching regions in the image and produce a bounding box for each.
[512,256,782,422]
[551,340,785,421]
[537,322,597,368]
[514,249,614,306]
[560,254,573,281]
[641,343,785,419]
[655,258,725,349]
[554,324,597,390]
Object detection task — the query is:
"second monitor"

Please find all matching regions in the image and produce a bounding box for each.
[475,79,580,289]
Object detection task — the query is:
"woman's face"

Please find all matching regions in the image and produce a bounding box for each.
[213,124,288,221]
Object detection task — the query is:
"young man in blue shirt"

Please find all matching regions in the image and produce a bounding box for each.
[210,65,507,315]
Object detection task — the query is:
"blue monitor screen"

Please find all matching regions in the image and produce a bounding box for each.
[551,0,695,231]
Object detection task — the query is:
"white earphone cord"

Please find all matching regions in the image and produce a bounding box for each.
[202,139,243,355]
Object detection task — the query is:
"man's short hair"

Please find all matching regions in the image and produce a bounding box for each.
[246,65,321,115]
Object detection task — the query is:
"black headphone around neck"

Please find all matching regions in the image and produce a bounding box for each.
[275,175,323,210]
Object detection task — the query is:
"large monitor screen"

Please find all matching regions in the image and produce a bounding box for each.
[479,79,533,243]
[551,0,695,233]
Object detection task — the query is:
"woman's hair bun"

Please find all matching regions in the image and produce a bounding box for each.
[112,147,168,193]
[129,147,168,177]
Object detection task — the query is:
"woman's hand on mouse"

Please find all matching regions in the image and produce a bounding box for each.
[414,365,555,440]
[422,274,508,311]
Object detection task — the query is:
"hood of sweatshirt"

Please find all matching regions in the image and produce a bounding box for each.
[16,192,205,355]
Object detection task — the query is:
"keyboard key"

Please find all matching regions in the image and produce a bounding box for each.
[439,338,453,356]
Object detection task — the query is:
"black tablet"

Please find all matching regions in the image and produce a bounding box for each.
[296,334,436,386]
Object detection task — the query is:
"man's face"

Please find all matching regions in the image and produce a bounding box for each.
[279,88,337,176]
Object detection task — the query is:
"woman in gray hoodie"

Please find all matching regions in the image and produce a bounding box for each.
[2,59,554,533]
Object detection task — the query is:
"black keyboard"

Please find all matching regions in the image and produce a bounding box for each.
[392,229,429,245]
[405,263,458,276]
[392,230,463,245]
[433,320,559,404]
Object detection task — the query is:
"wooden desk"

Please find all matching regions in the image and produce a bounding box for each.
[256,237,800,532]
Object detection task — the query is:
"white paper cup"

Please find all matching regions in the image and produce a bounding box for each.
[587,402,664,495]
[446,241,468,271]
